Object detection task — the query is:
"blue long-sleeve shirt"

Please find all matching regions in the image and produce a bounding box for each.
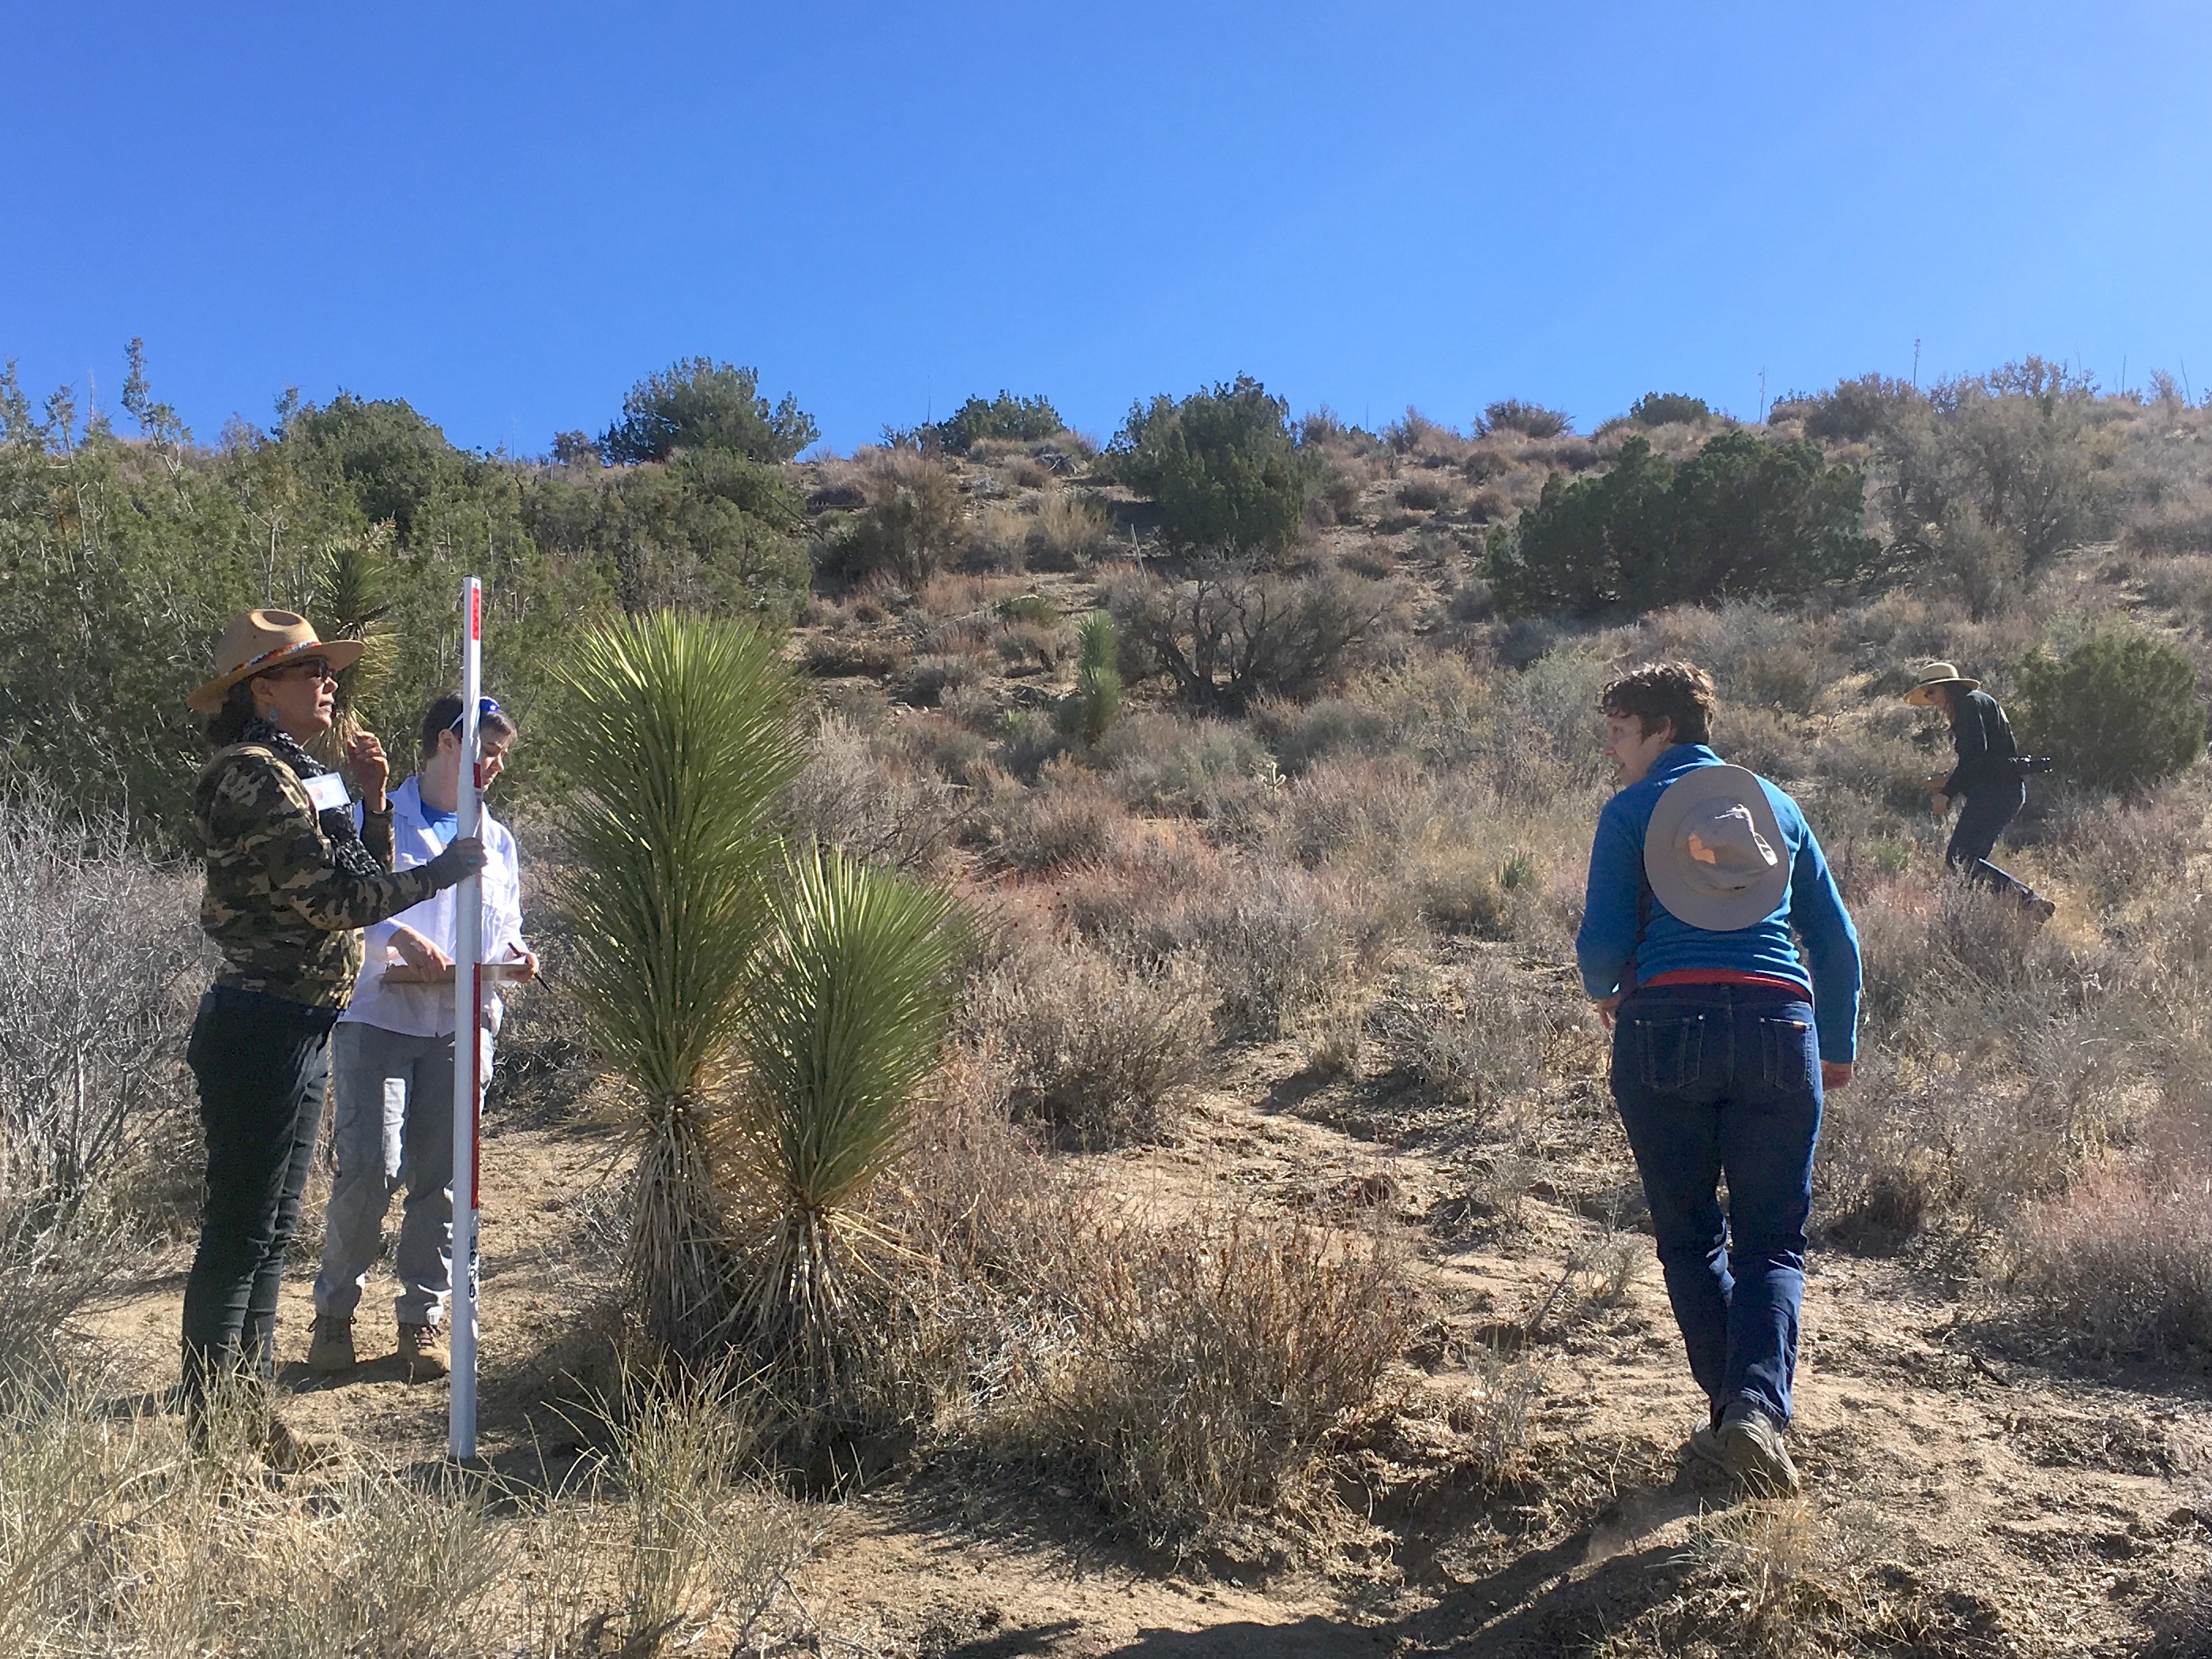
[1576,745,1863,1064]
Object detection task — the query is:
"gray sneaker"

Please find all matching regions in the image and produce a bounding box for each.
[1717,1402,1800,1495]
[1684,1420,1729,1475]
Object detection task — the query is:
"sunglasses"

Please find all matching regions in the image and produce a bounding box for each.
[448,696,502,732]
[261,656,335,684]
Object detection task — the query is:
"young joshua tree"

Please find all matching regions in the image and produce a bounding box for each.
[726,842,960,1389]
[547,613,803,1364]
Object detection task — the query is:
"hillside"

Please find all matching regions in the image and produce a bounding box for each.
[6,367,2212,1654]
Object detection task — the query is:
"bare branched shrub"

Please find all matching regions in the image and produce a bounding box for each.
[969,943,1210,1147]
[1033,1205,1409,1541]
[0,790,202,1217]
[1106,562,1401,713]
[784,713,963,873]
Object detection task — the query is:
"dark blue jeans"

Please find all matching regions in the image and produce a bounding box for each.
[1946,780,2036,904]
[1610,983,1823,1425]
[182,985,340,1410]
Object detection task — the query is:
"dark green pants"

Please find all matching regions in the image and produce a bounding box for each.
[181,985,339,1409]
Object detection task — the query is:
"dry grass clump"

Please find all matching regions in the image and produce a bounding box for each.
[0,1378,807,1657]
[2009,1163,2212,1357]
[1599,1499,2012,1659]
[968,942,1210,1148]
[1029,1204,1409,1544]
[1025,489,1112,569]
[1095,712,1278,822]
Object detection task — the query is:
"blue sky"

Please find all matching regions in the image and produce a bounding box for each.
[3,2,2207,455]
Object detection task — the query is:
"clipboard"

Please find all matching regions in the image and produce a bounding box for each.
[379,961,535,987]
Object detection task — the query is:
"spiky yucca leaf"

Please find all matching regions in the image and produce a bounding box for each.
[544,611,803,1360]
[307,525,400,767]
[730,844,961,1360]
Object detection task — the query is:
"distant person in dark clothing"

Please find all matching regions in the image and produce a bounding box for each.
[1904,663,2055,920]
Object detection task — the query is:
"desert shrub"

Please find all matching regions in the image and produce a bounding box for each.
[916,390,1063,455]
[1879,357,2106,574]
[1035,1204,1408,1540]
[1107,376,1317,560]
[1629,392,1711,427]
[1149,862,1390,1040]
[818,451,965,588]
[1487,433,1880,619]
[785,713,963,873]
[2125,489,2212,560]
[897,651,985,709]
[1094,713,1277,820]
[1106,562,1398,711]
[971,944,1210,1148]
[2011,1167,2212,1356]
[1785,372,1919,444]
[1482,400,1571,438]
[1025,490,1111,568]
[1395,473,1457,514]
[2014,621,2204,793]
[1371,954,1557,1108]
[988,774,1129,874]
[0,790,202,1217]
[599,356,817,465]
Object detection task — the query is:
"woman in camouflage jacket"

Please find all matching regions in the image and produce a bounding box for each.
[182,611,483,1454]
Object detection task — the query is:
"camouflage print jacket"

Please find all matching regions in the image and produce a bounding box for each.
[194,744,443,1009]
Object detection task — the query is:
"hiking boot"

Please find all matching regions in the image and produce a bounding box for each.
[1717,1402,1800,1496]
[305,1315,356,1375]
[397,1322,448,1383]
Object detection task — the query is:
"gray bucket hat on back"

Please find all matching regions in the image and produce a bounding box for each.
[1645,765,1792,932]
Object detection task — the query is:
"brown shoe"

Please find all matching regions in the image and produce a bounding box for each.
[397,1322,449,1383]
[306,1315,356,1375]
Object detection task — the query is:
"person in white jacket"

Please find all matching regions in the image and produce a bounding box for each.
[307,693,533,1381]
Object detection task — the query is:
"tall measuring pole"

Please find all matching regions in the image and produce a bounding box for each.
[450,577,483,1460]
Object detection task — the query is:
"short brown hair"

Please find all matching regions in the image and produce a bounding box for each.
[1601,660,1716,748]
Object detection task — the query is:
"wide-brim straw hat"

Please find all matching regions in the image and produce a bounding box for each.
[187,609,364,714]
[1902,660,1980,707]
[1646,763,1793,933]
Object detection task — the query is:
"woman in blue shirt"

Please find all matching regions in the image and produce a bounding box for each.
[1577,661,1861,1496]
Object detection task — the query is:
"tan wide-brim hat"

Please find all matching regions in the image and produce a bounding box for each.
[187,609,364,714]
[1902,660,1980,707]
[1646,763,1793,933]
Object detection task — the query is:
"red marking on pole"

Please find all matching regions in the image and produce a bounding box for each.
[468,585,481,641]
[470,963,483,1210]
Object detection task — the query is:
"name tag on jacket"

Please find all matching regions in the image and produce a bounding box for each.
[302,773,351,813]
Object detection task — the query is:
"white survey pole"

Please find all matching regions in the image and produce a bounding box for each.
[450,577,483,1460]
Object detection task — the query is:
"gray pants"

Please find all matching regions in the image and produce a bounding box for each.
[313,1023,468,1330]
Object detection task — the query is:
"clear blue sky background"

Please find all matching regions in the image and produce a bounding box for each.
[4,2,2208,455]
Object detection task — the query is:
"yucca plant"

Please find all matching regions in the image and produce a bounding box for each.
[726,843,961,1382]
[1055,610,1122,745]
[545,612,803,1363]
[307,525,400,768]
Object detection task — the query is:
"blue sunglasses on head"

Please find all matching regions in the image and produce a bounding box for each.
[448,696,502,733]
